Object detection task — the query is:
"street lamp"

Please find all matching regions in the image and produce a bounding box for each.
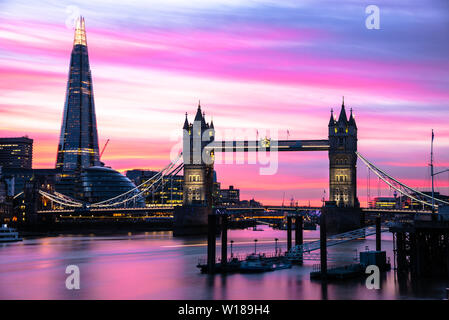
[254,239,258,254]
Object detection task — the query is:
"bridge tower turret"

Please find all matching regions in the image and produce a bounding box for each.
[328,98,358,208]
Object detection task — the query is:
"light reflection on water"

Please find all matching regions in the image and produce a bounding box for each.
[0,225,448,300]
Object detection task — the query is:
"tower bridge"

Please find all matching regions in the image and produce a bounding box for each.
[175,100,359,235]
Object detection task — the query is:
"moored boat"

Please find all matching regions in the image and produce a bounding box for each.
[0,224,22,243]
[239,253,275,273]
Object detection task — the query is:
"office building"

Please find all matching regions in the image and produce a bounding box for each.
[0,137,33,169]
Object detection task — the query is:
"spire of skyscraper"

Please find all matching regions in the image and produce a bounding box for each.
[56,17,100,171]
[73,16,87,46]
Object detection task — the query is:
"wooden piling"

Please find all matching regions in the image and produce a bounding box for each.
[287,216,292,251]
[207,214,217,274]
[221,214,228,267]
[295,215,303,246]
[320,212,327,279]
[376,216,381,251]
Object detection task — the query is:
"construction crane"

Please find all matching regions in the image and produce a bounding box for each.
[100,139,110,159]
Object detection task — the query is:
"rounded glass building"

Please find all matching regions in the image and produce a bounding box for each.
[77,166,145,207]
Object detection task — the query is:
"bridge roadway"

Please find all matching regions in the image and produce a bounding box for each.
[36,205,318,216]
[37,204,176,216]
[37,205,429,217]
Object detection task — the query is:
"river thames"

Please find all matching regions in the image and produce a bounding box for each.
[0,225,448,300]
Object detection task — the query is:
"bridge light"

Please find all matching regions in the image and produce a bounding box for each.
[262,137,271,148]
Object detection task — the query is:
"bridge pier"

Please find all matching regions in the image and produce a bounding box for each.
[322,201,362,234]
[295,215,304,264]
[295,215,303,246]
[173,205,211,236]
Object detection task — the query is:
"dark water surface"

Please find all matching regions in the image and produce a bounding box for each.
[0,225,448,299]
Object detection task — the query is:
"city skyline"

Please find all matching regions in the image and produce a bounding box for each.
[1,1,449,205]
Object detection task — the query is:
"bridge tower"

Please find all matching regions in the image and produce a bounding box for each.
[182,102,215,206]
[174,102,215,236]
[326,99,361,233]
[328,99,358,207]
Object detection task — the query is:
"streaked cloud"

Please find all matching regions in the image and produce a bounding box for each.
[0,0,448,205]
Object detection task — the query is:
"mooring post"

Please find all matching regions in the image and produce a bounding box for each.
[376,216,381,251]
[295,215,304,264]
[320,211,327,279]
[207,214,217,274]
[287,216,292,252]
[221,214,228,267]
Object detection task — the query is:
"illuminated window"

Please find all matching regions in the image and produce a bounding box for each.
[189,175,200,182]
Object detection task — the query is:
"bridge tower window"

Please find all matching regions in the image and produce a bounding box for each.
[189,175,201,182]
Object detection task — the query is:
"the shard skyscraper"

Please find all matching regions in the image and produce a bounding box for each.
[56,17,100,171]
[53,17,143,205]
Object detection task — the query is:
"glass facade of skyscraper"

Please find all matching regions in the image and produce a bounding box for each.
[56,17,100,171]
[53,17,142,207]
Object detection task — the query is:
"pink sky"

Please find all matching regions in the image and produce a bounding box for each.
[1,1,449,205]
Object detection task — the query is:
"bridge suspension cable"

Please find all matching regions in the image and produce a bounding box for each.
[54,191,84,206]
[91,162,184,208]
[38,153,183,209]
[13,191,24,199]
[39,190,83,207]
[90,153,182,207]
[356,151,449,207]
[89,153,183,208]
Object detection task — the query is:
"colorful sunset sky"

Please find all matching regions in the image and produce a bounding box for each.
[1,0,449,205]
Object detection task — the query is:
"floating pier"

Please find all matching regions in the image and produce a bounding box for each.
[197,253,292,274]
[200,213,294,274]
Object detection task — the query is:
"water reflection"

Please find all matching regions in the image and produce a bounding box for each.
[0,225,448,299]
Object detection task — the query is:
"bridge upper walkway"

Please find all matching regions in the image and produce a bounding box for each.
[205,139,329,152]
